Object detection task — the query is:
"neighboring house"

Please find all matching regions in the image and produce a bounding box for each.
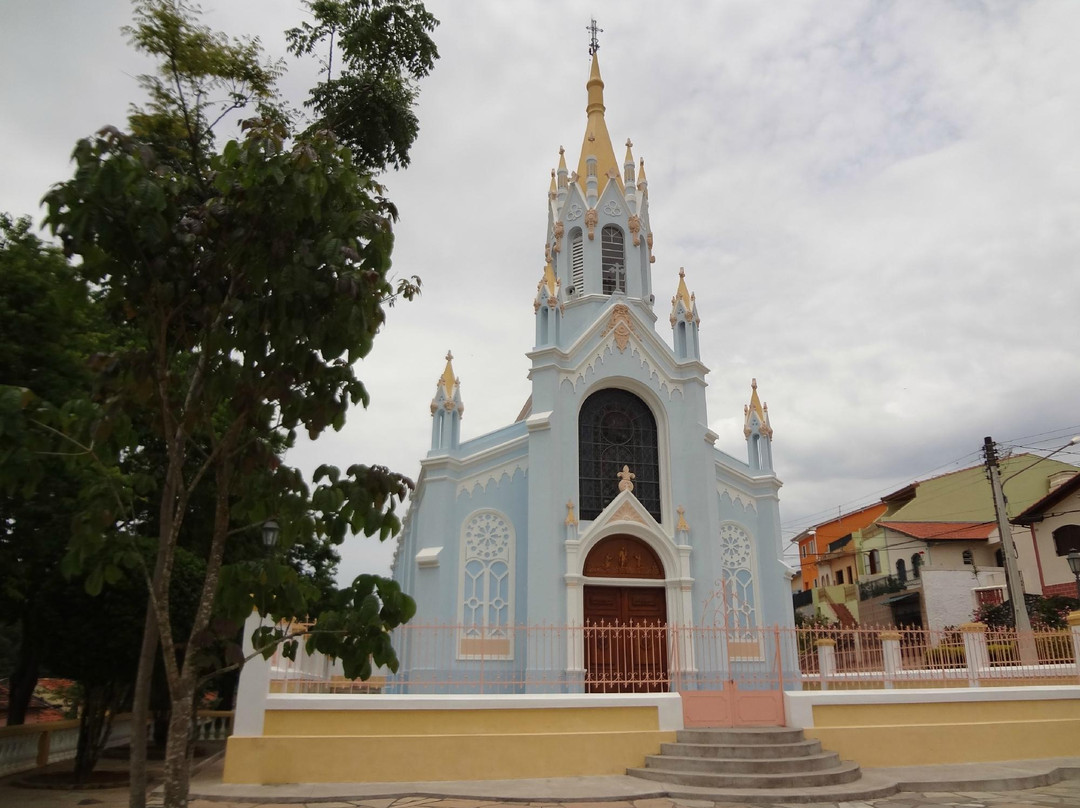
[855,454,1077,630]
[1012,470,1080,600]
[791,502,887,625]
[390,53,793,691]
[793,454,1078,631]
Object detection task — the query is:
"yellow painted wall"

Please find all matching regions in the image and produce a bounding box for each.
[263,705,658,736]
[225,730,674,783]
[804,699,1080,767]
[224,705,673,784]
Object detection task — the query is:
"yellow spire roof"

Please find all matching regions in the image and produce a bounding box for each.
[747,378,765,422]
[440,350,457,397]
[542,261,557,296]
[624,138,634,165]
[558,145,568,173]
[638,157,648,183]
[675,267,693,309]
[576,52,623,195]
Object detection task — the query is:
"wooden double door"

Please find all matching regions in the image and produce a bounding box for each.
[583,585,668,692]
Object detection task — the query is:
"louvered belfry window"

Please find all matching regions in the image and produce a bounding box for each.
[570,229,584,293]
[601,225,625,294]
[579,388,661,521]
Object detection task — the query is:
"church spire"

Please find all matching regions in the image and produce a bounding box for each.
[743,378,774,472]
[534,261,563,347]
[430,351,464,453]
[670,267,700,361]
[576,51,623,198]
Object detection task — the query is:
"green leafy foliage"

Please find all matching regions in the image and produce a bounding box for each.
[286,0,439,171]
[2,2,437,801]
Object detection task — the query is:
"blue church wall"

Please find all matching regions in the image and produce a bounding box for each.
[389,51,794,695]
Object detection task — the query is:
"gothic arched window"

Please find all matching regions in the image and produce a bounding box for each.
[601,225,625,294]
[578,388,661,521]
[896,558,906,584]
[911,552,922,578]
[458,510,514,659]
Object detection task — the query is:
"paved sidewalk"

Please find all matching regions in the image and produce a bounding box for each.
[2,756,1078,807]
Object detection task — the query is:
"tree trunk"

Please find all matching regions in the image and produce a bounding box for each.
[128,607,160,808]
[73,682,118,784]
[161,684,195,808]
[6,618,40,726]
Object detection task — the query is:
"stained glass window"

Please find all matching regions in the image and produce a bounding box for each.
[579,388,661,521]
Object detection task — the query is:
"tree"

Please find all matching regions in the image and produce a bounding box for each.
[27,2,438,806]
[0,214,106,726]
[286,0,439,171]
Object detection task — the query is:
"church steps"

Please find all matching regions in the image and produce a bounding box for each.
[659,738,823,758]
[626,761,862,789]
[628,726,863,790]
[642,750,842,774]
[675,727,806,745]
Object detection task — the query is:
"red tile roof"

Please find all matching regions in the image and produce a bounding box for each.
[879,521,996,541]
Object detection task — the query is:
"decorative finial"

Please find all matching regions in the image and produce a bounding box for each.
[626,138,633,149]
[679,267,685,278]
[676,505,690,532]
[565,500,577,526]
[446,350,454,362]
[617,465,636,492]
[752,377,758,390]
[559,145,565,155]
[587,18,603,56]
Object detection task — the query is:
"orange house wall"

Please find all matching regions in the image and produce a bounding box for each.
[798,503,889,590]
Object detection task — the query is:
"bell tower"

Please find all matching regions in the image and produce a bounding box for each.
[538,29,658,349]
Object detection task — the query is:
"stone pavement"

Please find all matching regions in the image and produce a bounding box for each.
[1,757,1077,808]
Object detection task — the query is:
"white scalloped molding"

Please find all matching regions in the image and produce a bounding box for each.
[456,459,528,497]
[559,338,680,400]
[717,484,757,513]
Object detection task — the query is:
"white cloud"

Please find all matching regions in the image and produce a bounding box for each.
[2,0,1078,581]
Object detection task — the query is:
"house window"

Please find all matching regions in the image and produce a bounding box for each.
[962,549,974,565]
[995,548,1004,567]
[847,565,854,583]
[458,510,514,659]
[896,558,907,584]
[836,569,844,585]
[601,225,625,294]
[868,549,879,575]
[911,553,922,578]
[1052,524,1080,555]
[578,388,661,521]
[570,228,584,294]
[800,544,807,558]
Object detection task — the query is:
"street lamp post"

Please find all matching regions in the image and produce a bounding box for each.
[262,519,281,552]
[1067,551,1080,601]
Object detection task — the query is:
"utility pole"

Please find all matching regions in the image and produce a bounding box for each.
[983,436,1037,664]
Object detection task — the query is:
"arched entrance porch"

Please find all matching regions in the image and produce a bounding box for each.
[582,535,668,693]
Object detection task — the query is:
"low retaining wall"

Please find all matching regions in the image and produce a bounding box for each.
[785,685,1080,767]
[223,693,682,784]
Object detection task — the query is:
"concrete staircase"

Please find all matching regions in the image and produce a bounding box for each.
[627,727,862,790]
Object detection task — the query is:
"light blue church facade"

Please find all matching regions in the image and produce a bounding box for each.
[391,53,793,693]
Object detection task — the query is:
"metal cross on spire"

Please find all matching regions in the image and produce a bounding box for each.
[587,18,603,56]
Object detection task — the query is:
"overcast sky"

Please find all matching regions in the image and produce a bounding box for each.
[3,1,1079,582]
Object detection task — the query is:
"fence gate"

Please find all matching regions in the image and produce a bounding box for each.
[677,626,786,727]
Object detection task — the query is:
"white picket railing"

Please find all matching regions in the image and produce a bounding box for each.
[0,710,231,777]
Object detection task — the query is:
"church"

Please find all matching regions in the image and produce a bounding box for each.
[390,44,793,693]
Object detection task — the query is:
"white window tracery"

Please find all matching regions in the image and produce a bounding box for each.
[718,522,758,641]
[458,510,514,658]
